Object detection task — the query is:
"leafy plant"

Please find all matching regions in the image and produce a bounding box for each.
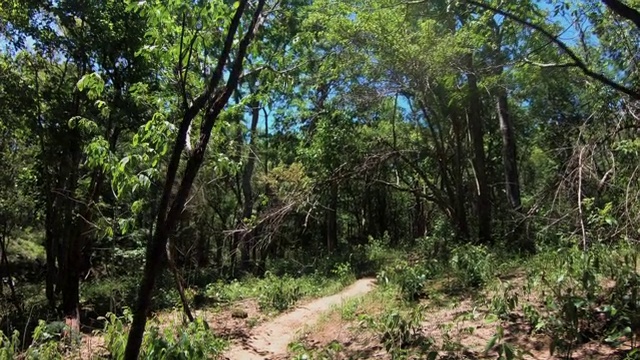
[484,325,530,360]
[258,273,303,312]
[101,307,227,359]
[143,318,227,359]
[289,340,343,360]
[331,262,355,286]
[450,244,493,288]
[488,281,520,320]
[0,330,19,360]
[0,321,66,360]
[362,306,435,359]
[377,261,428,301]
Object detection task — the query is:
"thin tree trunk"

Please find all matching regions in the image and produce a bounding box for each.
[45,192,59,310]
[62,125,114,333]
[240,101,260,272]
[194,233,209,267]
[166,237,194,322]
[34,65,59,310]
[466,54,492,244]
[451,111,470,241]
[496,93,521,210]
[326,182,338,252]
[60,144,82,333]
[124,2,265,358]
[412,189,427,239]
[488,18,533,252]
[496,92,535,252]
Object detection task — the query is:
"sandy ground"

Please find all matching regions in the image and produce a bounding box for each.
[223,278,376,360]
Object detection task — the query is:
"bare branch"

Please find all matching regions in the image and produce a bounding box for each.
[523,58,579,68]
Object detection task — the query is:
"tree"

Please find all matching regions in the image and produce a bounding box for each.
[123,0,267,357]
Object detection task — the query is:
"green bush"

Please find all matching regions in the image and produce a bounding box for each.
[377,261,429,301]
[487,244,640,358]
[450,244,493,288]
[143,318,227,359]
[0,320,66,360]
[331,261,356,286]
[0,330,20,360]
[81,276,138,315]
[101,307,228,359]
[258,273,302,312]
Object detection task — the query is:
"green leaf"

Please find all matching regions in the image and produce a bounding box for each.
[484,334,498,354]
[484,313,499,324]
[503,343,515,360]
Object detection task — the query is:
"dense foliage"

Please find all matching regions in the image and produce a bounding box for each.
[1,0,640,358]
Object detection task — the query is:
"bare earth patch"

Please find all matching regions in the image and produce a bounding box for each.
[296,276,636,360]
[298,310,387,359]
[204,299,265,341]
[223,278,376,360]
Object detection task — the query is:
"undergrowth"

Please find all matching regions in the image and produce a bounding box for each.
[0,308,229,359]
[487,243,640,359]
[289,237,640,360]
[8,233,640,360]
[102,308,228,359]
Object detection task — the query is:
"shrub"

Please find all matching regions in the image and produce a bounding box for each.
[0,321,66,360]
[377,261,428,301]
[143,318,227,359]
[331,261,356,286]
[487,244,640,358]
[0,330,19,360]
[450,244,493,288]
[101,307,228,359]
[258,273,302,312]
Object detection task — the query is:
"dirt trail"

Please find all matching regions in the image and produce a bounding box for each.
[224,278,376,360]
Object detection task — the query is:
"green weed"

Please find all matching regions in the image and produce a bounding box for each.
[0,330,20,360]
[258,273,303,312]
[101,307,228,359]
[0,320,67,360]
[484,244,640,358]
[377,261,429,301]
[361,306,436,359]
[449,244,494,289]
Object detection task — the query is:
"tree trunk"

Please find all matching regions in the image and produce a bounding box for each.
[59,143,82,333]
[240,101,260,272]
[44,191,59,310]
[412,190,427,239]
[466,54,492,244]
[166,237,194,322]
[61,126,114,332]
[496,93,521,210]
[488,18,534,251]
[451,111,470,241]
[326,181,338,252]
[215,235,223,269]
[124,2,265,358]
[377,187,388,240]
[497,92,535,252]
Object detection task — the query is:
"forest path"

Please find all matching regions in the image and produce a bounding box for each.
[223,278,376,360]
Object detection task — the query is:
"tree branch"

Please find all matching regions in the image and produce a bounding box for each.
[602,0,640,30]
[464,0,640,100]
[523,58,579,68]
